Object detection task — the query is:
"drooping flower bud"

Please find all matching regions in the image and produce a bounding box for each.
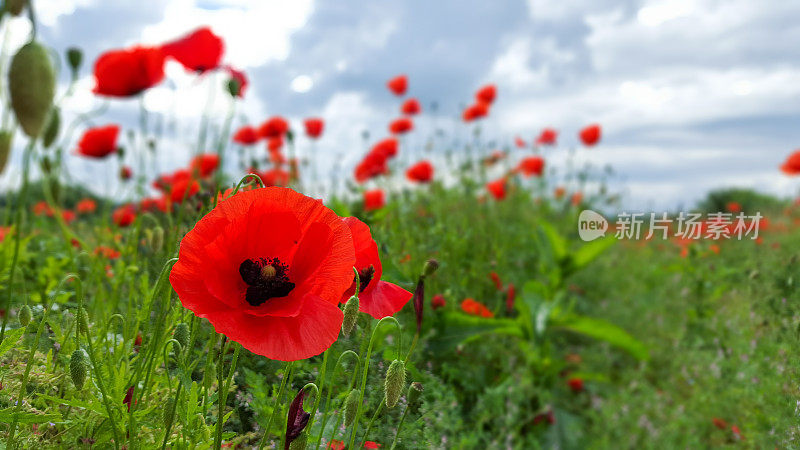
[9,42,56,138]
[341,295,359,336]
[18,305,31,327]
[344,389,359,426]
[66,47,83,76]
[42,107,60,149]
[422,258,439,278]
[69,348,89,389]
[226,78,241,98]
[384,359,406,408]
[173,322,190,349]
[411,278,424,334]
[407,382,423,405]
[285,388,311,450]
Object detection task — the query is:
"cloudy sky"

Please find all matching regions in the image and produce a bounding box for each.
[2,0,800,209]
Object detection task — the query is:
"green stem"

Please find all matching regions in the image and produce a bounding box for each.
[359,401,384,448]
[258,360,294,450]
[389,404,410,450]
[315,350,360,450]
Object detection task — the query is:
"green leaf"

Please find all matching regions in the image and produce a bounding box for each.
[538,221,567,262]
[553,314,649,360]
[38,394,105,415]
[0,328,25,358]
[571,235,616,271]
[430,312,523,352]
[0,407,62,423]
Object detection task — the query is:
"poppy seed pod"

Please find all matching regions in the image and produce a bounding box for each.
[18,305,31,327]
[173,322,190,349]
[9,42,56,138]
[384,359,406,408]
[422,259,439,278]
[0,130,12,174]
[344,389,359,426]
[407,382,423,405]
[341,295,359,336]
[69,348,89,389]
[42,108,60,149]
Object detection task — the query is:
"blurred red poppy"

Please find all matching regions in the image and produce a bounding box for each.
[268,136,285,152]
[780,150,800,175]
[120,165,133,180]
[112,205,136,227]
[461,298,493,318]
[516,156,545,177]
[169,176,200,204]
[514,136,527,148]
[535,128,558,146]
[571,192,583,206]
[76,198,97,214]
[726,201,741,213]
[364,442,381,449]
[232,125,259,145]
[61,210,76,223]
[389,117,413,135]
[406,160,434,183]
[567,377,584,393]
[400,98,421,115]
[190,154,220,177]
[259,116,290,139]
[386,74,407,96]
[224,65,248,98]
[261,168,291,187]
[431,294,446,310]
[33,201,53,217]
[462,102,489,122]
[304,118,324,139]
[364,189,385,211]
[75,125,120,158]
[140,196,168,213]
[169,187,356,360]
[372,138,399,158]
[475,84,496,104]
[579,124,601,146]
[162,27,224,73]
[486,178,507,200]
[93,46,165,97]
[489,272,502,290]
[341,217,412,318]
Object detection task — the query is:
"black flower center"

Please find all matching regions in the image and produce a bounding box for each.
[355,265,375,292]
[239,258,295,306]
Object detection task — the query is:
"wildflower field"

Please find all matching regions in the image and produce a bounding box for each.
[0,2,799,449]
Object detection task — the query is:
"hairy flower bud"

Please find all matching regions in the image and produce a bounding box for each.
[149,226,164,253]
[341,295,359,336]
[163,397,176,427]
[174,322,190,350]
[288,431,307,450]
[407,382,423,405]
[18,305,31,327]
[76,307,89,334]
[9,42,56,138]
[422,258,439,278]
[0,130,12,174]
[70,348,89,389]
[42,107,60,149]
[384,359,406,408]
[344,389,359,426]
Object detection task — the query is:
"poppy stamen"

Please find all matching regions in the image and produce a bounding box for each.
[355,265,375,292]
[239,258,294,306]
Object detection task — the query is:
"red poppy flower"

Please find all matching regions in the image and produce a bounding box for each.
[329,441,345,450]
[373,138,399,159]
[94,246,121,260]
[169,187,356,360]
[505,283,516,311]
[75,125,120,158]
[232,125,259,145]
[153,169,191,192]
[364,189,385,211]
[0,226,10,242]
[571,192,583,206]
[259,116,290,139]
[579,124,601,146]
[389,117,413,135]
[554,186,566,199]
[489,272,502,290]
[224,65,248,98]
[303,118,324,139]
[514,136,527,148]
[268,136,284,152]
[120,165,133,180]
[76,198,97,214]
[461,298,493,318]
[269,148,287,166]
[33,201,53,217]
[406,160,434,183]
[400,98,421,115]
[431,294,446,310]
[567,377,584,393]
[516,156,545,177]
[161,27,224,74]
[341,217,412,319]
[112,205,136,227]
[260,168,291,187]
[535,128,558,146]
[462,102,489,122]
[726,201,741,213]
[483,150,505,167]
[386,74,407,96]
[364,442,381,449]
[93,46,165,97]
[140,196,168,213]
[486,178,507,200]
[62,210,76,223]
[475,84,496,104]
[780,150,800,175]
[170,176,201,203]
[190,154,220,177]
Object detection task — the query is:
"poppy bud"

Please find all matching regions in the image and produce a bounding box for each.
[18,305,31,327]
[5,0,25,16]
[384,359,406,408]
[226,78,241,98]
[163,397,175,427]
[147,226,164,253]
[286,389,311,450]
[69,348,89,389]
[288,431,307,450]
[66,47,83,75]
[344,389,359,426]
[76,307,89,334]
[42,107,60,149]
[407,382,423,405]
[9,42,56,138]
[341,295,359,336]
[422,259,439,278]
[0,130,12,174]
[173,322,190,349]
[40,155,52,175]
[411,278,424,333]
